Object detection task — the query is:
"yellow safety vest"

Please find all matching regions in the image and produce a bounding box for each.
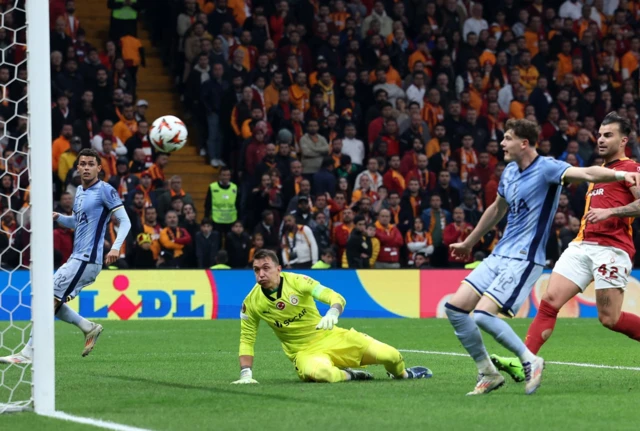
[210,182,238,224]
[112,0,138,20]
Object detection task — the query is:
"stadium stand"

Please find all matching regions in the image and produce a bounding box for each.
[26,0,640,271]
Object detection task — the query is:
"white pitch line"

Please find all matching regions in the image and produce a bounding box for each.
[44,411,155,431]
[399,349,640,372]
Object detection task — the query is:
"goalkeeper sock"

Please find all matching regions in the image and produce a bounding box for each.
[444,303,496,374]
[361,341,406,378]
[611,312,640,341]
[473,310,536,363]
[525,300,559,354]
[56,304,94,333]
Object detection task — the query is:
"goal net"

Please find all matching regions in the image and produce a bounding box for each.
[0,0,54,414]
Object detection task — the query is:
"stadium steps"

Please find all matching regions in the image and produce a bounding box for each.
[75,0,218,215]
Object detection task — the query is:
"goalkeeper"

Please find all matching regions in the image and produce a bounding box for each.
[232,249,432,384]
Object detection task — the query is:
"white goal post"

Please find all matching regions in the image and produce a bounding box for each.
[0,0,54,415]
[28,0,55,415]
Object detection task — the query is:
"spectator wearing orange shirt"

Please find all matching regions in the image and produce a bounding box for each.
[147,152,169,189]
[524,16,544,57]
[556,40,574,81]
[120,34,145,85]
[516,50,539,95]
[99,138,118,182]
[369,54,402,87]
[573,4,599,40]
[264,71,283,112]
[159,210,193,267]
[509,85,527,120]
[351,175,379,203]
[229,31,258,71]
[113,104,138,144]
[52,124,73,173]
[289,72,311,112]
[383,155,406,195]
[408,37,434,74]
[422,89,445,134]
[329,0,350,33]
[456,135,478,183]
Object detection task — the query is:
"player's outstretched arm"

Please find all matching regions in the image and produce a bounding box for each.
[563,166,640,185]
[585,186,640,222]
[450,195,508,259]
[234,302,259,384]
[53,212,75,229]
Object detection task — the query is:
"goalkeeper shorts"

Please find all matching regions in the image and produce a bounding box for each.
[293,328,374,380]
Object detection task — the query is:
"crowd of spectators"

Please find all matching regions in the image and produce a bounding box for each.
[156,0,640,270]
[8,0,640,271]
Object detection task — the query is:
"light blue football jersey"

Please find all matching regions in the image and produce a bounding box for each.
[70,181,124,264]
[492,156,571,266]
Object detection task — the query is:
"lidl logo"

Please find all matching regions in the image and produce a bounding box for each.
[70,271,216,320]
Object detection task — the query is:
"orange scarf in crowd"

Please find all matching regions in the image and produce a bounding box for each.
[459,149,478,182]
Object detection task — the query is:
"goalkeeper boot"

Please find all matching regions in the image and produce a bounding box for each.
[466,372,505,396]
[82,323,103,357]
[0,353,32,365]
[490,354,525,383]
[387,366,433,379]
[523,356,545,395]
[344,368,374,381]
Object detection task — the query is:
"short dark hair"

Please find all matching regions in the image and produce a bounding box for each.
[253,248,280,265]
[201,217,214,226]
[601,112,632,137]
[77,148,101,164]
[505,118,540,146]
[216,250,229,264]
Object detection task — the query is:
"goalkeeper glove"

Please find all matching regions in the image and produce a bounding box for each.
[231,368,258,384]
[316,307,340,330]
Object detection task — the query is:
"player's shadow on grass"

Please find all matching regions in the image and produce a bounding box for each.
[95,373,358,407]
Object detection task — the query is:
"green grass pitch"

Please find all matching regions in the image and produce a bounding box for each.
[0,319,638,431]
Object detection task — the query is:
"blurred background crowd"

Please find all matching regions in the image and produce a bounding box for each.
[3,0,640,271]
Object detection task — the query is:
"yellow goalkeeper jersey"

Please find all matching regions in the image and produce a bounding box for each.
[239,272,346,360]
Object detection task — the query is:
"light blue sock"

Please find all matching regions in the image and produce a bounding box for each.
[473,310,536,363]
[445,303,496,373]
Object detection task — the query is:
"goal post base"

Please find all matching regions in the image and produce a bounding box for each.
[0,401,32,414]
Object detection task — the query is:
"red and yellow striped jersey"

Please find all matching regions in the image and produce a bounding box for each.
[574,158,639,259]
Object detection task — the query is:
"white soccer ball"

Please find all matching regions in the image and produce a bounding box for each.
[149,115,188,153]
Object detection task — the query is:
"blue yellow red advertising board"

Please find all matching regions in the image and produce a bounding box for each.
[2,269,640,320]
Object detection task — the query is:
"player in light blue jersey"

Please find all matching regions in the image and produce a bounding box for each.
[443,119,640,395]
[0,149,131,365]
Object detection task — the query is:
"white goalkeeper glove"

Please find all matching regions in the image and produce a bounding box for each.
[316,308,340,330]
[231,368,258,384]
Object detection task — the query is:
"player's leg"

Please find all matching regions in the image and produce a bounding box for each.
[527,244,592,353]
[492,244,591,381]
[593,247,640,341]
[21,261,102,359]
[53,261,104,356]
[473,260,545,395]
[360,339,432,379]
[295,353,370,383]
[445,256,498,381]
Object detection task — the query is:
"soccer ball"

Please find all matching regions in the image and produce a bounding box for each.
[149,115,188,153]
